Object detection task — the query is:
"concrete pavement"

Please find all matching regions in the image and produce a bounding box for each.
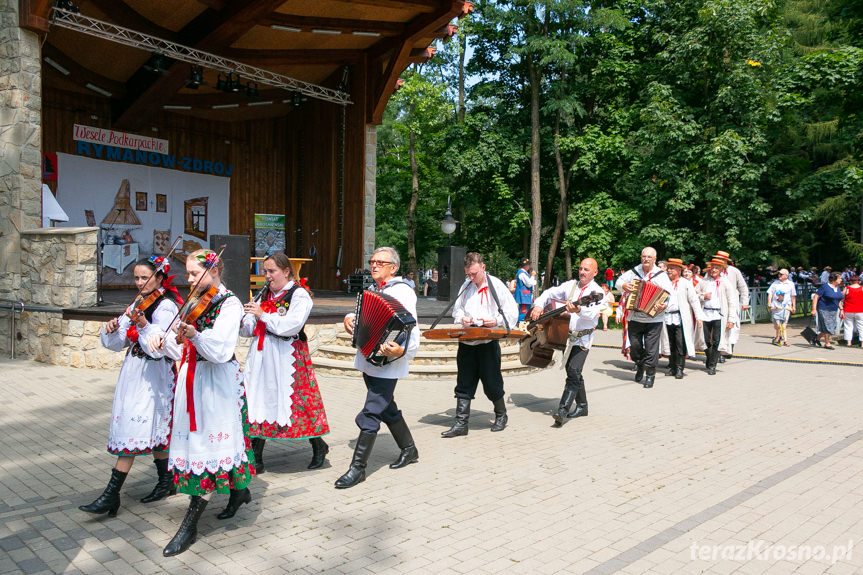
[1,323,861,575]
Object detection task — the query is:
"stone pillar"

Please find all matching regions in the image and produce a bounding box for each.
[363,124,376,263]
[0,1,43,302]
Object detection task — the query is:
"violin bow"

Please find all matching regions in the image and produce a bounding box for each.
[120,235,183,321]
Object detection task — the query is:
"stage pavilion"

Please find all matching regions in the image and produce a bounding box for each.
[0,0,471,365]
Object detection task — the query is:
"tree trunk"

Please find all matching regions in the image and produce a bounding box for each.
[544,116,569,289]
[458,30,466,123]
[407,105,419,288]
[528,55,541,275]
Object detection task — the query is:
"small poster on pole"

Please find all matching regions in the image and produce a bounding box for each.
[254,213,285,257]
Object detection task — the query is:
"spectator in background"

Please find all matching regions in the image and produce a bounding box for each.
[841,274,863,346]
[767,269,796,346]
[812,271,843,349]
[599,283,616,330]
[820,266,832,285]
[604,267,615,289]
[514,258,537,322]
[424,269,439,298]
[404,271,416,290]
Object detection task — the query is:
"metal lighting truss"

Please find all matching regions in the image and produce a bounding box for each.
[50,7,352,106]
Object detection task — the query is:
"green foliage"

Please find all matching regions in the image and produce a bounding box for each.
[375,0,863,276]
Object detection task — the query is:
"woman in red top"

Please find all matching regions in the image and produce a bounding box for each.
[841,275,863,346]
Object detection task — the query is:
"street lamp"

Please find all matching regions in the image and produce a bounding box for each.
[440,195,458,243]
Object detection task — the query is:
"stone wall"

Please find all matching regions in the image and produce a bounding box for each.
[0,1,43,301]
[0,307,322,372]
[20,227,99,307]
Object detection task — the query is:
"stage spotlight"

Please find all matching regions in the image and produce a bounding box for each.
[228,73,242,93]
[246,82,259,99]
[186,65,206,89]
[143,53,169,74]
[216,73,226,91]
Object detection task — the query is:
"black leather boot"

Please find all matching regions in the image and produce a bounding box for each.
[490,397,508,432]
[387,417,418,469]
[441,398,470,438]
[217,488,251,520]
[553,388,576,427]
[635,364,644,382]
[251,437,265,474]
[79,467,127,517]
[334,432,376,489]
[141,458,176,503]
[307,437,329,470]
[643,368,655,389]
[568,403,588,418]
[674,367,684,379]
[163,496,208,556]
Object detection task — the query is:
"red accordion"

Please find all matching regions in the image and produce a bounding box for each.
[351,290,417,366]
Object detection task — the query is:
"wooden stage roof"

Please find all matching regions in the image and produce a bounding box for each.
[21,0,472,127]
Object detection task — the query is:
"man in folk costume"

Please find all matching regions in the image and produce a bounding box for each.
[514,257,537,322]
[659,258,705,379]
[696,258,740,375]
[615,247,673,389]
[712,250,749,361]
[338,247,420,488]
[442,252,519,437]
[529,258,604,426]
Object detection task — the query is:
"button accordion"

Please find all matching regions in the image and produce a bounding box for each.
[624,278,669,317]
[351,289,417,366]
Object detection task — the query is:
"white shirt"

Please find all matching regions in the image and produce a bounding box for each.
[346,277,420,379]
[452,273,519,346]
[533,279,604,348]
[517,268,537,288]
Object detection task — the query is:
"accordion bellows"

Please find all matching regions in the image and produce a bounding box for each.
[624,278,669,317]
[352,290,417,366]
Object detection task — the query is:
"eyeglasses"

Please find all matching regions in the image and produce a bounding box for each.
[368,259,393,267]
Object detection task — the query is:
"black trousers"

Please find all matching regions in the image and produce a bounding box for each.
[628,321,663,373]
[703,320,722,368]
[666,323,686,371]
[454,341,505,402]
[355,373,401,434]
[564,345,589,404]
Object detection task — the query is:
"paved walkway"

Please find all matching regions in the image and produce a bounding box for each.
[1,324,861,575]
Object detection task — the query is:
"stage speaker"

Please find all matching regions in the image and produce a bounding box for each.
[210,235,250,299]
[437,246,465,301]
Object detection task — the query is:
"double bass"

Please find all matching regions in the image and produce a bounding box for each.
[519,292,604,368]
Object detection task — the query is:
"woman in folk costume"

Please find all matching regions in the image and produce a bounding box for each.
[79,256,181,518]
[695,258,739,375]
[150,249,255,557]
[658,259,705,379]
[240,253,330,473]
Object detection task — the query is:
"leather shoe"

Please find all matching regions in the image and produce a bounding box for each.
[634,365,644,382]
[567,403,588,419]
[719,355,726,363]
[707,366,716,375]
[642,374,654,389]
[674,368,684,380]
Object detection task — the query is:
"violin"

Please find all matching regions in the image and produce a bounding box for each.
[164,244,228,344]
[179,285,220,325]
[128,287,167,324]
[119,235,182,324]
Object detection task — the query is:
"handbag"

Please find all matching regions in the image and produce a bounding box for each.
[800,318,817,345]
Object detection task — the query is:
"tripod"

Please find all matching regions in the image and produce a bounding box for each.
[97,208,124,305]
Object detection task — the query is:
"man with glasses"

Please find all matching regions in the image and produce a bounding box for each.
[337,247,420,488]
[616,247,673,388]
[441,252,518,437]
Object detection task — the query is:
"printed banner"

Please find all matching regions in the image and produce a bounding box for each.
[254,213,286,257]
[73,124,169,154]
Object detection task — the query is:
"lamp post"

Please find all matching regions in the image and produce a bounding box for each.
[440,195,458,244]
[437,196,464,301]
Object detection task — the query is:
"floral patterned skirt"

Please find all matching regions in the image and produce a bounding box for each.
[248,339,330,441]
